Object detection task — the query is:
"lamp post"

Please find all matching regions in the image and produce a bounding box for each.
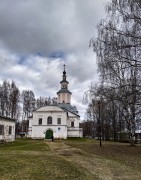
[98,99,102,147]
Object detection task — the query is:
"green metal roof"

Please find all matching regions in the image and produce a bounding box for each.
[57,103,79,116]
[57,89,72,94]
[60,80,69,83]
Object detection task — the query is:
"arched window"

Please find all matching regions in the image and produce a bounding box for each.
[71,121,74,127]
[47,116,52,125]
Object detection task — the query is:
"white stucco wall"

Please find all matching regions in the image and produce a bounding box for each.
[32,125,67,139]
[31,106,68,139]
[29,105,83,139]
[67,128,83,137]
[67,112,80,128]
[28,118,32,137]
[67,112,83,137]
[0,117,15,142]
[58,92,71,104]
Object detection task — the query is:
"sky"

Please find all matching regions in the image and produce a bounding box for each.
[0,0,110,120]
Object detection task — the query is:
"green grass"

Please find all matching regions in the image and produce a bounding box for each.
[0,139,49,151]
[66,139,141,170]
[1,138,141,179]
[0,139,95,180]
[66,137,89,141]
[0,154,91,180]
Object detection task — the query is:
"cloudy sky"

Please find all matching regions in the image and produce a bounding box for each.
[0,0,110,120]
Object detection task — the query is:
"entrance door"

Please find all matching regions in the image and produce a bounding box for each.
[45,129,53,139]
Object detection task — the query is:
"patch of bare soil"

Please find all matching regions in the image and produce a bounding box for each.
[46,141,141,180]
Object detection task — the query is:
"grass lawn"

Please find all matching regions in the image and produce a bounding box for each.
[0,138,141,180]
[0,139,94,180]
[66,138,141,179]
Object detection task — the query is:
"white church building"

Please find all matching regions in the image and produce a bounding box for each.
[28,66,83,139]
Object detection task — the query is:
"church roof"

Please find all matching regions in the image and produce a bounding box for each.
[60,80,69,84]
[57,103,80,117]
[0,115,16,122]
[36,105,64,112]
[57,89,72,94]
[33,104,80,117]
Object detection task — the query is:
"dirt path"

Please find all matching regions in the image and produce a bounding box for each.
[46,141,141,180]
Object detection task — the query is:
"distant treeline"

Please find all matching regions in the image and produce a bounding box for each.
[0,80,57,120]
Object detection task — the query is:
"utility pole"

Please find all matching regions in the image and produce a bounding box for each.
[98,100,102,147]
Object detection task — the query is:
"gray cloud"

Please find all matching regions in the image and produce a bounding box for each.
[0,0,110,119]
[0,0,109,54]
[0,49,98,119]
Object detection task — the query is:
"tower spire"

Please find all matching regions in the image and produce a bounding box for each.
[63,64,66,71]
[57,64,72,103]
[63,64,66,75]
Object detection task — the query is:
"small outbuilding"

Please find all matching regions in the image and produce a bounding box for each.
[0,115,15,142]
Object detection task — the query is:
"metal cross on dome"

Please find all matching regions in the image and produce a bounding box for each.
[63,64,66,71]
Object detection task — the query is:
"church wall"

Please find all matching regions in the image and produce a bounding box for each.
[32,125,67,139]
[58,93,71,103]
[33,111,67,126]
[67,112,80,128]
[31,110,68,139]
[67,128,83,137]
[67,94,71,103]
[66,112,82,137]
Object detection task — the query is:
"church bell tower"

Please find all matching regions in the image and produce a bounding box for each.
[57,65,72,104]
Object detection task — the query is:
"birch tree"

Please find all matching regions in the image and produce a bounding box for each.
[91,0,141,145]
[0,80,20,119]
[21,90,35,120]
